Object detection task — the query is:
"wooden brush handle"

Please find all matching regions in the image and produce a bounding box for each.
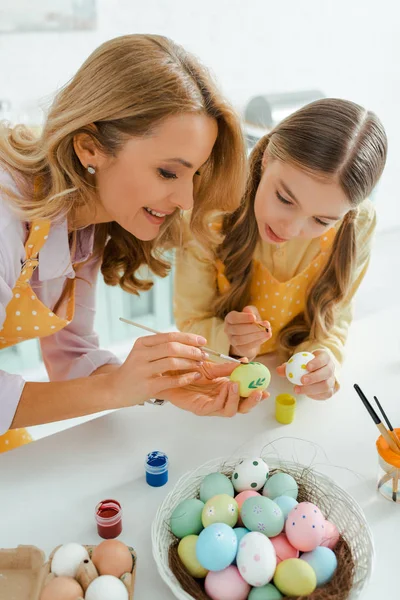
[377,423,400,453]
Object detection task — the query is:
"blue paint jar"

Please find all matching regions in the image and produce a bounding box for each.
[145,451,169,487]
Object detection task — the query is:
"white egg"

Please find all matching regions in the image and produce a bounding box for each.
[51,543,89,578]
[237,532,277,587]
[285,352,314,386]
[86,575,129,600]
[232,458,269,493]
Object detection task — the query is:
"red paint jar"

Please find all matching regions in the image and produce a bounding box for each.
[95,499,123,539]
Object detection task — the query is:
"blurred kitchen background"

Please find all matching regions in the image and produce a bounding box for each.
[0,0,399,437]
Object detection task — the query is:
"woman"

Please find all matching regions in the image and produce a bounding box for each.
[0,34,266,451]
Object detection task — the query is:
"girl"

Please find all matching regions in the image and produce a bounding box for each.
[174,98,387,400]
[0,34,265,452]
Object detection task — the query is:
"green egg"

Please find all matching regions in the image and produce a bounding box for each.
[262,473,298,500]
[274,558,317,596]
[230,362,271,397]
[241,496,284,537]
[177,535,208,578]
[200,472,235,503]
[248,583,283,599]
[202,494,239,528]
[170,498,205,539]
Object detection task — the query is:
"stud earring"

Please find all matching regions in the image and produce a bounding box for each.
[87,165,96,175]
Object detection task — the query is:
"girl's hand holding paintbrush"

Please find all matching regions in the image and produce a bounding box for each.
[224,305,272,360]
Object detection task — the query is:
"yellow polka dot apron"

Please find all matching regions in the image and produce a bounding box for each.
[0,219,76,453]
[216,228,336,355]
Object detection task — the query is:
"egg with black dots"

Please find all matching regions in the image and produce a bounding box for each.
[231,458,269,493]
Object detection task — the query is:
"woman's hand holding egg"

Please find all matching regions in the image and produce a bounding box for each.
[224,306,272,360]
[277,350,337,400]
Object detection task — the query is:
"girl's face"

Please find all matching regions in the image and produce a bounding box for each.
[74,113,218,240]
[254,157,351,244]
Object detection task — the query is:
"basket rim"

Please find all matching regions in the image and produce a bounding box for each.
[152,456,375,600]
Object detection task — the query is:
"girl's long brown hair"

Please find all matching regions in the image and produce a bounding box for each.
[214,98,387,353]
[0,34,246,299]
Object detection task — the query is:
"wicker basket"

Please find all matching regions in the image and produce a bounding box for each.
[152,457,374,600]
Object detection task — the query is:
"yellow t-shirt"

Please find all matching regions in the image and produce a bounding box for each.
[174,200,376,376]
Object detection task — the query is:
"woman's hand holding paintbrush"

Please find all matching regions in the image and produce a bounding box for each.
[224,305,272,361]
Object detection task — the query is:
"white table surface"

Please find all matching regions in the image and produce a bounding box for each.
[1,306,399,599]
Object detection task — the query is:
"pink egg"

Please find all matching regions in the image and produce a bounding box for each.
[205,565,251,600]
[321,520,340,550]
[235,491,260,526]
[270,532,299,564]
[285,502,325,552]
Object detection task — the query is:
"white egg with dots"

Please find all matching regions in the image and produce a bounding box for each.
[285,352,315,386]
[232,458,269,493]
[85,575,129,600]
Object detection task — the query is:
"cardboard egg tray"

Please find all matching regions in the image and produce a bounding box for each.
[0,544,137,599]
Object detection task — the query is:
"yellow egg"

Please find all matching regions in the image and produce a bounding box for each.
[230,362,271,398]
[177,535,208,578]
[40,576,83,600]
[92,540,133,579]
[274,558,317,596]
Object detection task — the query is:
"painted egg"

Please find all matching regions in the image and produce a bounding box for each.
[232,458,269,492]
[273,558,317,596]
[273,496,298,520]
[269,532,299,564]
[232,528,250,564]
[301,546,338,586]
[236,531,276,587]
[321,520,340,550]
[177,535,208,578]
[200,472,235,503]
[170,498,204,539]
[285,502,325,551]
[202,494,239,528]
[205,565,251,600]
[235,490,260,525]
[51,543,89,577]
[262,473,298,500]
[248,583,283,599]
[285,352,314,385]
[196,523,238,571]
[241,496,284,537]
[230,362,271,397]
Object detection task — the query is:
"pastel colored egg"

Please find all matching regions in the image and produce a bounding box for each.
[200,473,235,503]
[248,583,283,599]
[170,498,204,539]
[241,496,284,537]
[274,558,317,596]
[262,473,298,500]
[301,546,338,586]
[232,528,250,565]
[230,362,271,397]
[177,535,208,578]
[202,494,239,528]
[235,490,260,525]
[321,520,340,550]
[196,523,238,571]
[236,531,276,587]
[285,352,314,386]
[285,502,325,551]
[269,533,299,564]
[232,458,269,493]
[273,496,298,520]
[205,565,251,600]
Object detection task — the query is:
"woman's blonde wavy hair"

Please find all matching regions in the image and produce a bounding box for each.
[0,34,246,296]
[214,98,387,354]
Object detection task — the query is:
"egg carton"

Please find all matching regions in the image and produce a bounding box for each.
[0,544,137,600]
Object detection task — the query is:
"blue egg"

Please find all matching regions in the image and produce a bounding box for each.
[262,473,298,500]
[274,495,298,520]
[301,546,338,586]
[196,523,237,571]
[232,527,250,564]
